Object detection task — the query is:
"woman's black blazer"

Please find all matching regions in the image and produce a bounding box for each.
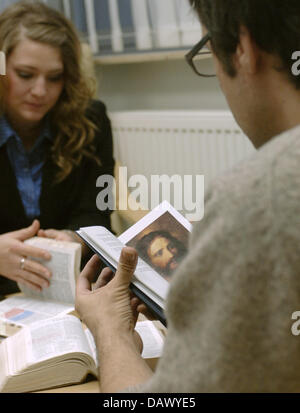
[0,100,115,293]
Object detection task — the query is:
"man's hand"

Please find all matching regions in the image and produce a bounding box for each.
[75,247,153,392]
[76,247,140,339]
[0,220,52,292]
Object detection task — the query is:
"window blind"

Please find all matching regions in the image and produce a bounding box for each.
[0,0,202,56]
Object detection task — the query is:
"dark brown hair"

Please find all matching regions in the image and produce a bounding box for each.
[190,0,300,88]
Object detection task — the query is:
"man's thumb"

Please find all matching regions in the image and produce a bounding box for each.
[115,247,138,285]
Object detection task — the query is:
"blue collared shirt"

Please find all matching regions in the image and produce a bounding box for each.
[0,116,52,220]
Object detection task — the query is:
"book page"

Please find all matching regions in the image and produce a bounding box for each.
[0,318,23,343]
[0,316,96,392]
[4,325,31,376]
[0,337,9,389]
[135,320,164,359]
[119,201,192,282]
[83,320,164,371]
[25,315,93,365]
[78,226,169,304]
[119,201,192,242]
[0,296,74,327]
[18,238,81,304]
[84,327,99,367]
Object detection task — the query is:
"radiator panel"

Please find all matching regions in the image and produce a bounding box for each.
[110,111,255,219]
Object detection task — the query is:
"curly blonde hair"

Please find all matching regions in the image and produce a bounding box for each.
[0,0,99,182]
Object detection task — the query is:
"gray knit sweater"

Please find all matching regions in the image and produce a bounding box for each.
[134,125,300,392]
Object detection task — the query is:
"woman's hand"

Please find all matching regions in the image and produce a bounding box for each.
[38,228,90,256]
[0,220,52,292]
[38,228,76,242]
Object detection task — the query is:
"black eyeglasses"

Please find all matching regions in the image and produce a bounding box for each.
[185,33,216,77]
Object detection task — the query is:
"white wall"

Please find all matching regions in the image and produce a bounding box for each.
[95,58,229,111]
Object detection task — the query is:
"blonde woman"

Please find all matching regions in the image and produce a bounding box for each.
[0,1,114,295]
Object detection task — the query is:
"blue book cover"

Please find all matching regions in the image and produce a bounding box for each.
[94,0,113,54]
[117,0,136,51]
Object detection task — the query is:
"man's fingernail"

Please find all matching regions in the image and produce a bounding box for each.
[122,249,136,263]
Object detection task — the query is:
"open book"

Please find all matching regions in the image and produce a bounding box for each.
[77,201,192,326]
[0,238,81,329]
[0,314,164,393]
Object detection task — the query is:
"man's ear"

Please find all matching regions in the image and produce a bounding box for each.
[233,25,261,75]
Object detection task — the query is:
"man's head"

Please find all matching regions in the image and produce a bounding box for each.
[189,0,300,147]
[135,230,187,278]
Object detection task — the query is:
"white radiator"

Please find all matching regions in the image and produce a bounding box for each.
[109,110,255,220]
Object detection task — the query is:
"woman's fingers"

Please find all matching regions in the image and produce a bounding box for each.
[17,267,50,291]
[15,243,51,261]
[17,274,45,292]
[20,257,52,282]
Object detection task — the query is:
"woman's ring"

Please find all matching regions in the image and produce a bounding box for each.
[20,257,26,270]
